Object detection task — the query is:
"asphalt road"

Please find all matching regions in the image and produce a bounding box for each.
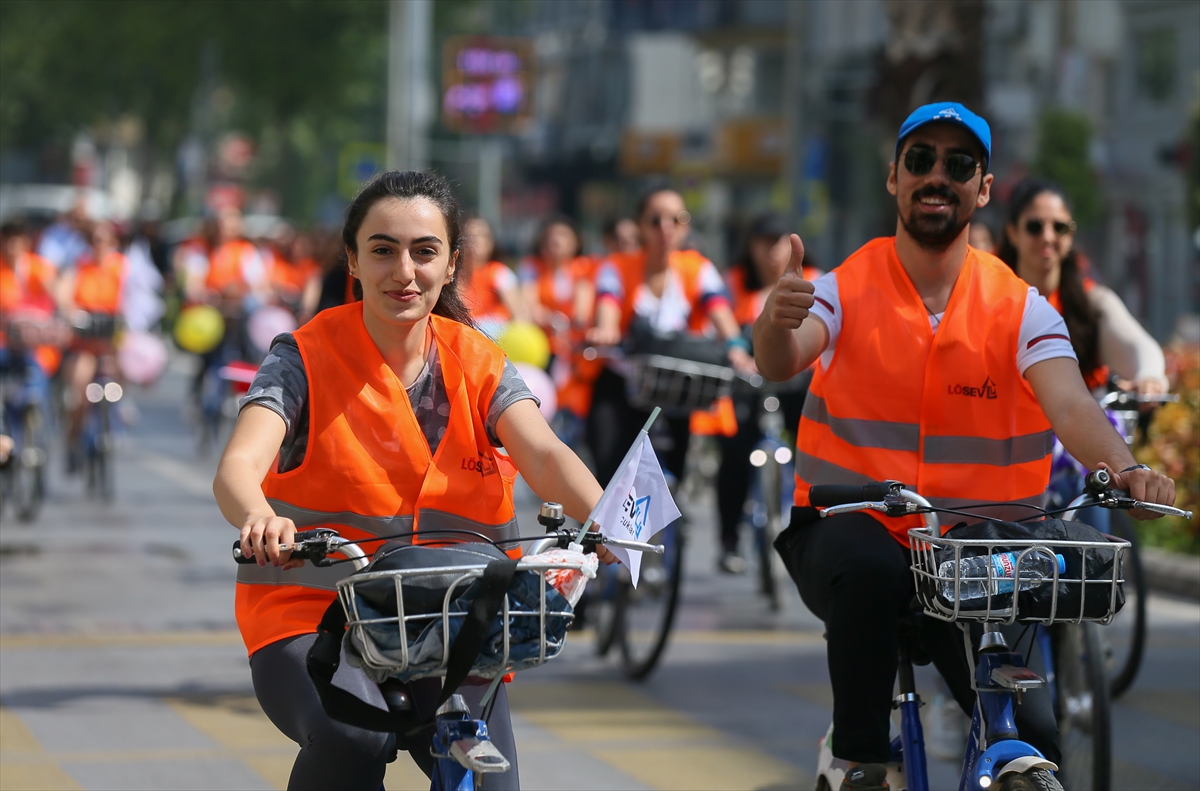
[1,359,1197,790]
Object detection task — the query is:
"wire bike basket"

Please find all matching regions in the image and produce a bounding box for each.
[908,526,1130,626]
[626,354,734,415]
[337,555,590,682]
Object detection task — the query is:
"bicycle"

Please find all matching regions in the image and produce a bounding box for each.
[66,312,123,502]
[733,371,808,611]
[808,475,1190,791]
[232,502,660,789]
[1049,385,1177,699]
[0,320,59,522]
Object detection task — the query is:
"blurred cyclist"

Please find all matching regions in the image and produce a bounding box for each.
[36,191,89,272]
[459,216,529,338]
[57,220,127,463]
[586,187,754,487]
[998,178,1167,397]
[518,217,597,441]
[601,216,640,256]
[0,220,60,418]
[967,220,996,254]
[713,212,821,573]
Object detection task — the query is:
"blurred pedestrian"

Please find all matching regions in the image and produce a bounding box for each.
[36,191,90,272]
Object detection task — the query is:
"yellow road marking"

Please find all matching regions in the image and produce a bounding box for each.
[0,631,243,651]
[0,708,83,791]
[509,681,804,791]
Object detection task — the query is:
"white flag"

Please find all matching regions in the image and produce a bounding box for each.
[586,432,681,586]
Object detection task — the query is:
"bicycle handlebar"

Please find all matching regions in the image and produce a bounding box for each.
[1097,390,1179,409]
[809,481,904,507]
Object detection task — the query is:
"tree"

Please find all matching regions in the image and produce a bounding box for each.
[1033,110,1102,228]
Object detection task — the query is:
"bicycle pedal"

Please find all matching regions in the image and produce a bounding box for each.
[449,737,511,773]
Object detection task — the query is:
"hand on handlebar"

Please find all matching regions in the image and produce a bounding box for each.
[239,514,304,569]
[1099,461,1176,521]
[727,346,757,376]
[763,235,815,330]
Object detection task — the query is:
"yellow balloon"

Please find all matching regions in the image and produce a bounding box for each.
[174,305,225,354]
[497,321,551,369]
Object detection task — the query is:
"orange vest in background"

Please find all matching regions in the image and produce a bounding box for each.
[206,239,259,292]
[465,261,514,323]
[528,255,602,417]
[234,306,520,655]
[728,265,821,327]
[73,251,126,315]
[603,249,712,334]
[1047,277,1110,390]
[795,239,1052,544]
[0,252,56,312]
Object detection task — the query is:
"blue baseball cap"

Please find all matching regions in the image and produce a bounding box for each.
[895,102,991,168]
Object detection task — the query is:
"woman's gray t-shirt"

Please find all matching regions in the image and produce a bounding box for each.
[240,333,538,473]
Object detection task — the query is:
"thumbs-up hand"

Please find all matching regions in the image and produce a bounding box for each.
[762,234,815,330]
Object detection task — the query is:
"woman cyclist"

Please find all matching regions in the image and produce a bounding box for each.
[586,187,755,487]
[999,178,1167,397]
[213,171,611,791]
[57,221,127,467]
[459,216,529,339]
[518,217,598,444]
[714,212,820,573]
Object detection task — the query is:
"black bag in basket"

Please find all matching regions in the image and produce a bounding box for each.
[932,518,1125,620]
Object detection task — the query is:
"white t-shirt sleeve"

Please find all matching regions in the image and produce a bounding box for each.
[808,271,841,369]
[1016,287,1077,374]
[492,264,519,292]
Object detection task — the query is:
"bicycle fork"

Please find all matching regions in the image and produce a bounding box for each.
[431,694,509,790]
[959,625,1057,791]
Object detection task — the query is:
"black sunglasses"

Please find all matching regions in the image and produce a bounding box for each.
[1023,218,1076,237]
[903,145,981,183]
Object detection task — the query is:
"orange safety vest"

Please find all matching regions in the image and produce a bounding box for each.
[528,256,602,417]
[601,249,712,334]
[205,239,260,292]
[465,261,514,323]
[235,305,521,654]
[1046,277,1110,390]
[73,251,126,315]
[0,252,56,312]
[795,239,1053,544]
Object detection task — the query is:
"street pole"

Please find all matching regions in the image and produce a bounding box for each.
[781,0,805,231]
[387,0,433,172]
[478,138,503,228]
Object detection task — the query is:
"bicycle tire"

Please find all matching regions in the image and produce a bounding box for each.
[617,520,684,680]
[590,563,621,658]
[1105,512,1146,699]
[14,405,46,522]
[997,768,1064,791]
[757,459,781,610]
[97,400,113,502]
[1052,622,1111,791]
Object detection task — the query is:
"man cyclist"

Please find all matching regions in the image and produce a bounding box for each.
[753,102,1176,790]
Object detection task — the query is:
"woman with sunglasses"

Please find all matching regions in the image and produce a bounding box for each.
[998,178,1167,397]
[585,187,755,487]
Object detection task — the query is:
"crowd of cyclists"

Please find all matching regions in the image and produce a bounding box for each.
[1,99,1185,791]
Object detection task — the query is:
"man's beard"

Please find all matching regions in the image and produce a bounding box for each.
[898,186,973,252]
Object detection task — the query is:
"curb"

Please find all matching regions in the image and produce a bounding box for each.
[1142,547,1200,600]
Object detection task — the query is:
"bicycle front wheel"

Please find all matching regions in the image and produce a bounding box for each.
[1052,622,1111,791]
[1105,513,1146,699]
[617,520,684,680]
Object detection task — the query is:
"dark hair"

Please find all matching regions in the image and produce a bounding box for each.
[601,216,633,239]
[731,212,790,291]
[342,170,473,326]
[997,178,1098,374]
[1,219,29,238]
[534,215,581,260]
[633,183,679,220]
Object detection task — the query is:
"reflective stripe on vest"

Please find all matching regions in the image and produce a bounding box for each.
[795,240,1052,543]
[235,305,519,655]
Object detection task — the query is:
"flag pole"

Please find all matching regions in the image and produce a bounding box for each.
[581,406,662,533]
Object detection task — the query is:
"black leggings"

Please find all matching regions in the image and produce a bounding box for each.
[786,511,1060,765]
[250,633,519,790]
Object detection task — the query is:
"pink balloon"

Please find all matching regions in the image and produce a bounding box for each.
[248,306,298,354]
[513,362,557,421]
[117,332,169,385]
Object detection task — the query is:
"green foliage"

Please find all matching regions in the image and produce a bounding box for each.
[1032,110,1101,228]
[0,0,388,220]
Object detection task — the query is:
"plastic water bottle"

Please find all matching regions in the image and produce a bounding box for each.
[938,552,1066,602]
